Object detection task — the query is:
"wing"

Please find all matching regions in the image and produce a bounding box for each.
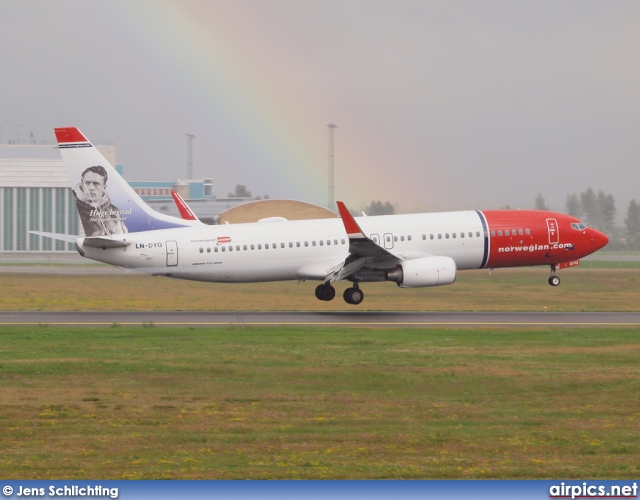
[325,202,402,283]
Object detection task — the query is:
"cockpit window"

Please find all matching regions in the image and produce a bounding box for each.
[571,222,587,230]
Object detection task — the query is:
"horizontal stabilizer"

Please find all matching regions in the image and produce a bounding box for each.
[30,231,78,244]
[81,237,131,249]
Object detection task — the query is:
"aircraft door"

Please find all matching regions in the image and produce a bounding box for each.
[546,218,559,245]
[383,233,394,249]
[166,240,178,267]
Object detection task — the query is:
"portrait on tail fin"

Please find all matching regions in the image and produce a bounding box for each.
[73,165,129,236]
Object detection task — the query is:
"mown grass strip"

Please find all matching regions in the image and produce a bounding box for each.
[1,325,638,479]
[1,268,639,311]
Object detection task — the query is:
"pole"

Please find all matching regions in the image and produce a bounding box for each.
[327,123,337,209]
[186,133,195,179]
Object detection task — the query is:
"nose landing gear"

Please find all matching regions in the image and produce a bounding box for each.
[548,265,561,286]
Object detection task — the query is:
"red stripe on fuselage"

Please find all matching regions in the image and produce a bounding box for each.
[482,210,591,268]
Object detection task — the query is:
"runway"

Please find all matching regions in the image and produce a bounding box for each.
[1,311,639,327]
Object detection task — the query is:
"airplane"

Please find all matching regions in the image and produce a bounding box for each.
[36,127,609,305]
[171,189,199,221]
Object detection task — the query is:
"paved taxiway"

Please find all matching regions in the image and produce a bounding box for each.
[1,311,639,327]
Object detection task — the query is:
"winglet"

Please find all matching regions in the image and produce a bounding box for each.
[171,190,199,221]
[336,201,366,239]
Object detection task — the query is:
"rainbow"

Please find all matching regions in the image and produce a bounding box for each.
[78,2,405,209]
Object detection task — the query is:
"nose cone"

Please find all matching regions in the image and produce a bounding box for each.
[590,229,609,252]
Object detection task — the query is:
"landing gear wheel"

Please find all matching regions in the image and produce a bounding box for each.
[315,283,336,301]
[343,287,364,305]
[548,276,560,287]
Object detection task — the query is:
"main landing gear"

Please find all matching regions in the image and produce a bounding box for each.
[315,282,364,305]
[548,265,561,287]
[343,284,364,305]
[315,283,336,301]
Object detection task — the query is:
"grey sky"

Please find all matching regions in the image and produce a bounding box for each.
[1,1,639,214]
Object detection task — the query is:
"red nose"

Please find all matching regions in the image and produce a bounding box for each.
[590,229,609,251]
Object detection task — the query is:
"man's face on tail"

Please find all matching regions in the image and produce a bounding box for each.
[82,171,106,203]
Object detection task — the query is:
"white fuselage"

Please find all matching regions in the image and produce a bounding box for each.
[78,211,487,283]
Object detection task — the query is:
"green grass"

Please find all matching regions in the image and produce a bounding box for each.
[1,325,638,479]
[1,268,639,311]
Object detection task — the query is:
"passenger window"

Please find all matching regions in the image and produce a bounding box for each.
[243,245,247,250]
[505,230,510,236]
[408,235,412,241]
[341,239,345,244]
[334,239,338,245]
[199,247,203,253]
[491,231,495,237]
[446,233,449,239]
[519,229,523,235]
[526,228,530,235]
[452,233,456,238]
[214,247,218,252]
[476,231,480,237]
[312,241,316,246]
[460,232,464,238]
[319,240,323,246]
[207,248,211,253]
[222,247,226,252]
[257,244,262,250]
[296,242,301,247]
[289,242,293,248]
[498,230,503,236]
[229,246,233,251]
[394,236,398,242]
[438,234,442,239]
[400,236,404,242]
[304,242,308,247]
[430,234,434,240]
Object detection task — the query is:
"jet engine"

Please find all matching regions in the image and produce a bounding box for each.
[385,256,457,288]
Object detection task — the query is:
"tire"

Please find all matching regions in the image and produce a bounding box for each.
[548,276,560,287]
[343,287,364,305]
[315,284,336,301]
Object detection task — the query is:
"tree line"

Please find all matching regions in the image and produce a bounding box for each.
[535,189,640,250]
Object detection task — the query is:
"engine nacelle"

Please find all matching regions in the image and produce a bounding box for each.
[385,256,457,288]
